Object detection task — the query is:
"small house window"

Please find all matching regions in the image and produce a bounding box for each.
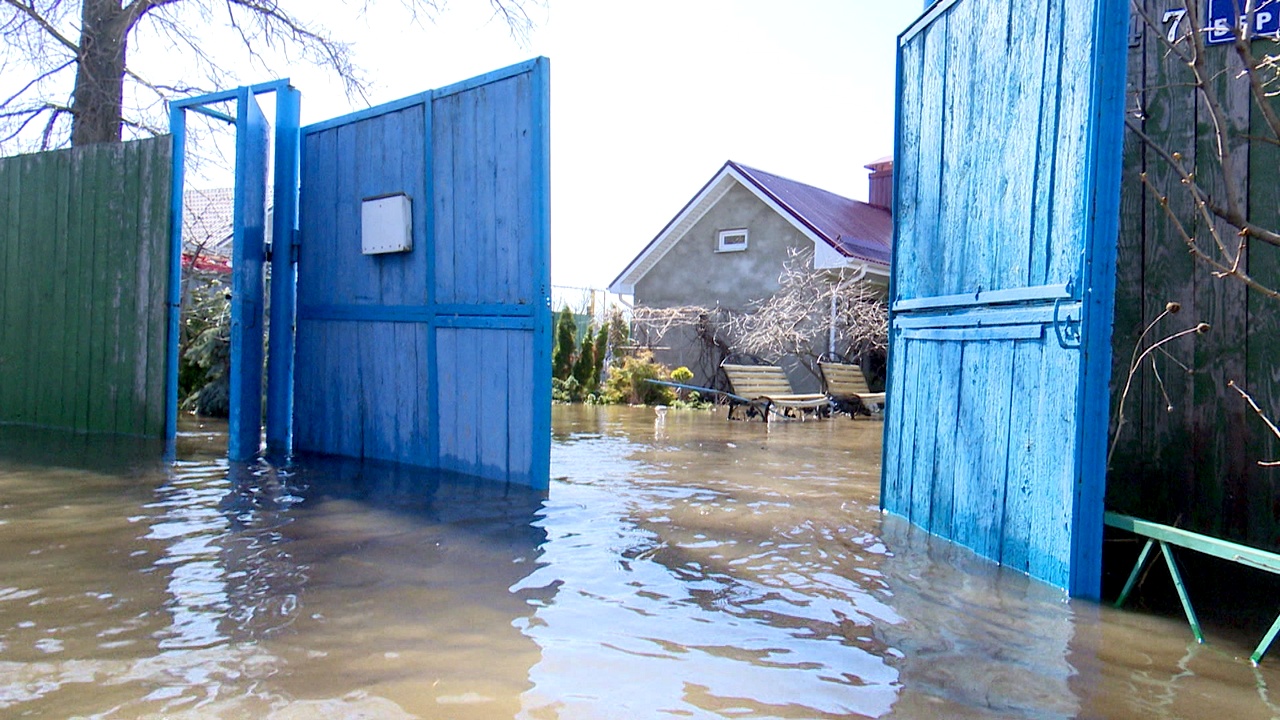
[717,229,748,253]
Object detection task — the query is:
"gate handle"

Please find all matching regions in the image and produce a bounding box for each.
[1053,298,1082,349]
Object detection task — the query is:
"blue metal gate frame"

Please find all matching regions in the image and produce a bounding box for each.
[167,81,301,459]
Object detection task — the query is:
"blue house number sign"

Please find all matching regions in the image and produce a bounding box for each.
[1204,0,1279,44]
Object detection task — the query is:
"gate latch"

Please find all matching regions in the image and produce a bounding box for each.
[1053,298,1082,349]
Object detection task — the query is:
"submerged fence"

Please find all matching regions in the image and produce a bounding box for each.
[0,137,172,436]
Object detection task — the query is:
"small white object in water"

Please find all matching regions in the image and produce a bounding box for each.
[726,442,737,448]
[654,406,668,417]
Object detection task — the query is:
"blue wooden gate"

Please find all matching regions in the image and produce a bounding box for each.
[292,59,551,489]
[884,0,1127,597]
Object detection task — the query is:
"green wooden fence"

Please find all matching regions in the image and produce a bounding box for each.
[1109,1,1280,550]
[0,137,172,437]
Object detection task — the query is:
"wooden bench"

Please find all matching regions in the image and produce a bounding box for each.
[818,361,886,416]
[720,363,830,421]
[1107,511,1280,665]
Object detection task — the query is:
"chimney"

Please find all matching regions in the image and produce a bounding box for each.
[864,157,893,214]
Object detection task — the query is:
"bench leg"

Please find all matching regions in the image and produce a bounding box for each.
[1115,538,1156,608]
[1251,614,1280,666]
[1160,541,1205,645]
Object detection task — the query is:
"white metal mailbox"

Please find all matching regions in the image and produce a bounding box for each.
[361,193,412,254]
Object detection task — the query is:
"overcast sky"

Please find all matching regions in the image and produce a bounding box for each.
[188,1,924,290]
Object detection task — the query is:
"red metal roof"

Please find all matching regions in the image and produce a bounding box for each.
[729,161,892,267]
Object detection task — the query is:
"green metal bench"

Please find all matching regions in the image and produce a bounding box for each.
[1107,511,1280,665]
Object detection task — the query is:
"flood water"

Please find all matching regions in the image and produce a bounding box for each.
[1,405,1279,718]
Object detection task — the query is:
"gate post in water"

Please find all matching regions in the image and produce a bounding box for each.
[264,83,301,455]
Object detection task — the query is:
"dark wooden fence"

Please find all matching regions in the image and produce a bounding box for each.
[1109,1,1280,550]
[0,137,172,437]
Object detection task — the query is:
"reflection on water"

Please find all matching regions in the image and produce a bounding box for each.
[1,408,1279,718]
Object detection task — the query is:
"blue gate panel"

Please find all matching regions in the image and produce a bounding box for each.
[229,92,270,461]
[435,327,534,480]
[294,59,550,488]
[887,0,1127,596]
[433,71,538,307]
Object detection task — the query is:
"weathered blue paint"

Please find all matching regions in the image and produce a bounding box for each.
[293,59,551,489]
[266,84,302,454]
[884,0,1127,596]
[227,91,270,461]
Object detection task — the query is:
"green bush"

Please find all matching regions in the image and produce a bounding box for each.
[601,351,675,406]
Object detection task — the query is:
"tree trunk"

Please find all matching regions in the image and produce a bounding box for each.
[71,0,128,146]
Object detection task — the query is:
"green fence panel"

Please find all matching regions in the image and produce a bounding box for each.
[0,137,172,437]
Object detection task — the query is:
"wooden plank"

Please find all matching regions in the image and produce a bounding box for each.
[0,154,12,420]
[478,328,508,478]
[491,76,518,306]
[951,339,987,552]
[908,339,940,526]
[1028,340,1079,586]
[104,142,131,432]
[1045,0,1093,284]
[67,146,93,432]
[393,321,418,463]
[936,0,976,297]
[1000,338,1044,573]
[515,74,536,306]
[880,330,909,515]
[86,144,116,432]
[435,327,458,471]
[471,82,498,308]
[49,148,74,429]
[338,322,363,458]
[998,0,1051,289]
[929,340,963,540]
[456,327,480,474]
[433,92,458,304]
[351,113,381,305]
[114,140,143,434]
[334,121,362,305]
[30,150,60,427]
[144,138,173,437]
[506,330,532,483]
[417,322,433,466]
[894,20,925,301]
[961,0,1011,295]
[454,87,480,306]
[4,152,33,420]
[1027,0,1066,285]
[888,339,919,519]
[978,340,1015,561]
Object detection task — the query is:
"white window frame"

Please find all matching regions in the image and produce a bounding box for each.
[716,228,749,253]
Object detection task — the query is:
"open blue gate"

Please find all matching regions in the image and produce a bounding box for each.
[292,59,551,489]
[883,0,1127,597]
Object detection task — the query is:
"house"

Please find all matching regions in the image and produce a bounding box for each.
[180,187,276,274]
[607,159,893,391]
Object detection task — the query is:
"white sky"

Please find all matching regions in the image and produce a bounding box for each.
[193,1,925,290]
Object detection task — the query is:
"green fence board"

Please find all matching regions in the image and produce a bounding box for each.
[0,137,172,437]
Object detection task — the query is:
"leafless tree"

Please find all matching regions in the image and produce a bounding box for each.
[728,249,887,369]
[630,249,888,384]
[0,0,539,150]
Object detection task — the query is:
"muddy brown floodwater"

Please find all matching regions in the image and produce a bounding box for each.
[0,404,1278,718]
